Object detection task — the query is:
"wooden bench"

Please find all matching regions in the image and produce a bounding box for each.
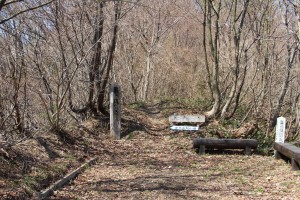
[169,114,205,131]
[193,138,258,155]
[274,142,300,170]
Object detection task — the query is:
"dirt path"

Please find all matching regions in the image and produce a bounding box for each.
[50,106,300,200]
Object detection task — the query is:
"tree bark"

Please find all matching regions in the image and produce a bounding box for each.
[221,0,250,118]
[203,0,222,118]
[268,2,299,130]
[97,1,120,115]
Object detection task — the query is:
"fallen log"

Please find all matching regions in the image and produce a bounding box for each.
[274,142,300,170]
[231,121,258,138]
[193,138,258,155]
[38,156,98,199]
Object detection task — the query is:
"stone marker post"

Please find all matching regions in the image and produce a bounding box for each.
[275,116,286,158]
[275,116,286,143]
[110,83,121,139]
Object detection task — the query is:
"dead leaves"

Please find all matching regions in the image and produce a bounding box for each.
[1,104,300,199]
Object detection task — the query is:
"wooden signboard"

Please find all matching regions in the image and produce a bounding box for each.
[169,115,205,123]
[170,125,199,131]
[169,114,205,131]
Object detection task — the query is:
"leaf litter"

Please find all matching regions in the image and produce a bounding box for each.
[48,105,300,200]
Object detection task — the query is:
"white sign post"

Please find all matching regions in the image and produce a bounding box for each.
[274,116,286,158]
[275,116,286,143]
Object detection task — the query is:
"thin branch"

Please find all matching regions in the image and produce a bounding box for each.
[0,0,55,24]
[0,0,6,11]
[3,0,22,8]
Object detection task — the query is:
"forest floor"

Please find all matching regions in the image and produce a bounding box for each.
[1,101,300,199]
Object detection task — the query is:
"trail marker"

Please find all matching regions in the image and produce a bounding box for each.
[169,114,205,131]
[170,125,199,131]
[110,83,121,139]
[275,116,286,143]
[169,115,205,123]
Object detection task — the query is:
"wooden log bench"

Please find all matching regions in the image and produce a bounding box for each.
[274,142,300,170]
[193,138,258,155]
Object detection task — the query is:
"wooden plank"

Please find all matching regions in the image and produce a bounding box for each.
[274,142,300,161]
[170,125,199,131]
[169,115,205,123]
[39,157,98,199]
[193,138,258,149]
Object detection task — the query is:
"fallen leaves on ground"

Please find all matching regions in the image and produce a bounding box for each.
[49,105,300,200]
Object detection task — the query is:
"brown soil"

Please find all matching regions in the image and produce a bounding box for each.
[1,102,300,199]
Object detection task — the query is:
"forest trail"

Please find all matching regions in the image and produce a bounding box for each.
[1,1,300,199]
[49,104,300,200]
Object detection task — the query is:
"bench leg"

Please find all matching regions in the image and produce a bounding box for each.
[244,146,251,155]
[198,145,205,155]
[274,151,282,159]
[275,151,291,164]
[291,159,300,170]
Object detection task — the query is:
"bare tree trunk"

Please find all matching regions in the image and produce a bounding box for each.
[10,30,26,134]
[97,1,120,115]
[221,0,250,118]
[268,2,298,130]
[142,51,151,101]
[203,0,222,118]
[92,2,105,115]
[67,1,120,117]
[227,50,248,119]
